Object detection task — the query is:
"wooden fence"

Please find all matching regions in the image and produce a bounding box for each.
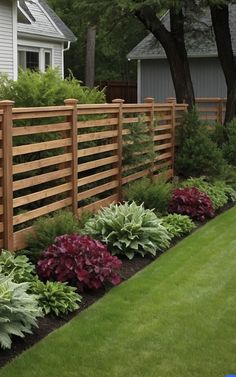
[167,97,226,124]
[96,81,137,103]
[0,98,187,252]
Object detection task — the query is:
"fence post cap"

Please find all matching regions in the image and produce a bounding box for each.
[0,100,15,107]
[64,98,79,105]
[112,99,125,103]
[144,97,154,103]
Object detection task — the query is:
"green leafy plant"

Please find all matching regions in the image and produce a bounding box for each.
[30,279,81,317]
[222,118,236,166]
[0,275,42,350]
[124,176,173,214]
[175,109,227,178]
[181,177,236,210]
[26,210,83,261]
[0,250,35,283]
[84,202,170,259]
[0,69,105,107]
[162,214,196,239]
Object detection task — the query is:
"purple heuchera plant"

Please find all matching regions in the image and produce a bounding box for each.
[37,234,122,291]
[168,187,214,222]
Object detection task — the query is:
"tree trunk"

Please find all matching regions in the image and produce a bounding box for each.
[210,4,236,125]
[85,25,96,88]
[135,6,195,108]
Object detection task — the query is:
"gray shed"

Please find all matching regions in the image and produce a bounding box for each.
[127,6,236,102]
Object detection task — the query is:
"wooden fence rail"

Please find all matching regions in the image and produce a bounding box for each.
[0,98,187,251]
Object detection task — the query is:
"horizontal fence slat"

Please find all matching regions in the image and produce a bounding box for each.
[13,198,72,226]
[13,183,72,208]
[13,138,71,156]
[78,130,118,143]
[78,143,118,158]
[122,168,150,185]
[78,194,119,215]
[13,122,71,136]
[13,168,71,191]
[78,168,118,187]
[13,153,72,175]
[78,155,119,173]
[78,180,118,201]
[78,118,118,128]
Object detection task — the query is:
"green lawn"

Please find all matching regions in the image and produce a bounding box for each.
[1,207,236,377]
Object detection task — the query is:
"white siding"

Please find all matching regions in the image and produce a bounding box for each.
[18,38,64,77]
[0,0,14,78]
[53,42,63,76]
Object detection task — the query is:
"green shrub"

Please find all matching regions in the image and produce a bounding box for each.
[0,250,35,283]
[0,275,42,349]
[30,280,81,317]
[0,69,105,106]
[175,109,227,178]
[222,118,236,166]
[26,210,83,261]
[84,202,170,259]
[124,176,173,215]
[162,214,196,239]
[181,177,235,210]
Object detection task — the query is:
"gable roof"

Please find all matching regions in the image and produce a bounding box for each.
[127,4,236,60]
[17,0,76,42]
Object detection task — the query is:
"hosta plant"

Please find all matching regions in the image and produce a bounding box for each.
[168,187,214,222]
[84,202,170,259]
[0,275,42,350]
[162,214,196,239]
[0,250,35,283]
[30,279,82,317]
[37,234,122,291]
[181,177,234,210]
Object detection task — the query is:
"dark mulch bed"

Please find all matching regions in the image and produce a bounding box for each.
[0,202,234,369]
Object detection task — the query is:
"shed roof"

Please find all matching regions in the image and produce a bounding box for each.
[127,4,236,60]
[17,0,77,42]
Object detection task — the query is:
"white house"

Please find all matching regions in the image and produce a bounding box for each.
[0,0,76,80]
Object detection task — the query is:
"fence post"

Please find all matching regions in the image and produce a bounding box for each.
[0,100,14,250]
[218,99,223,125]
[64,99,79,216]
[144,97,155,182]
[112,99,124,202]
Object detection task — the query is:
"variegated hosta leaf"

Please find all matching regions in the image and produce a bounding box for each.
[84,202,170,259]
[0,274,42,350]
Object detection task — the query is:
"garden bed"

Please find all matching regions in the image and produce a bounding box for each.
[1,201,234,369]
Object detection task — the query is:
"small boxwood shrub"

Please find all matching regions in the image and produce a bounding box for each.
[124,176,173,215]
[37,234,122,291]
[175,109,227,178]
[168,187,214,222]
[0,275,42,350]
[84,202,170,259]
[162,214,196,239]
[30,280,81,317]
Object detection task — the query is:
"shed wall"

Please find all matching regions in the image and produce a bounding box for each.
[0,0,15,79]
[140,58,227,102]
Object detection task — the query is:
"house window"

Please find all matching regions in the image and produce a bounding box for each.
[44,51,52,70]
[18,47,52,72]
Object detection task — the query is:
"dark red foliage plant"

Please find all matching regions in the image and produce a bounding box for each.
[37,234,122,291]
[168,187,214,222]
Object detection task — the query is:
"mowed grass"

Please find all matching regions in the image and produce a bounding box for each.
[1,207,236,377]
